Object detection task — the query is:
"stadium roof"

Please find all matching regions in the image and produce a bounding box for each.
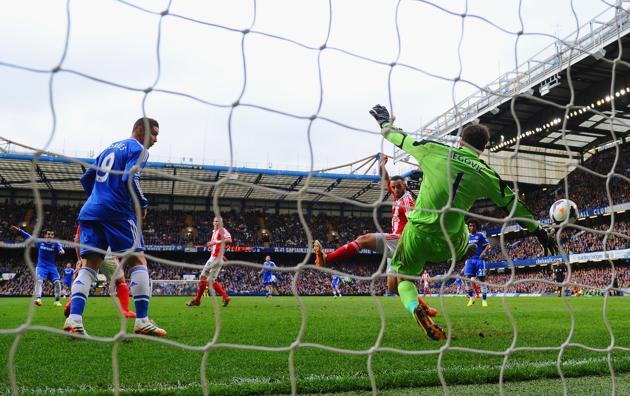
[0,153,391,204]
[398,8,630,185]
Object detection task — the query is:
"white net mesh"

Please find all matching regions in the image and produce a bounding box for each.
[1,1,630,395]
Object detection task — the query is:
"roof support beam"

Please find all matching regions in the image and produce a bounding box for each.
[243,173,263,200]
[279,175,303,200]
[207,170,221,200]
[34,163,54,190]
[349,182,374,201]
[313,178,342,202]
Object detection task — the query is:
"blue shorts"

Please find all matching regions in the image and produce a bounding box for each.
[79,219,145,257]
[464,258,486,278]
[63,278,73,287]
[37,267,60,283]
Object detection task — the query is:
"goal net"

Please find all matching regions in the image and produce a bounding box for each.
[1,1,630,395]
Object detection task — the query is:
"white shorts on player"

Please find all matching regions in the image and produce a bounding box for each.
[201,256,222,281]
[374,233,400,274]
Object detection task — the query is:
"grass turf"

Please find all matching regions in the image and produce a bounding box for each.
[1,295,629,395]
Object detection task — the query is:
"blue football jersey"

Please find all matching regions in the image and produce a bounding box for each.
[63,268,74,283]
[468,231,489,259]
[262,261,276,282]
[331,275,340,288]
[17,229,63,268]
[79,138,149,221]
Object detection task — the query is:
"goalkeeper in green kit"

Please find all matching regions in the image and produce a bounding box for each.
[369,104,558,341]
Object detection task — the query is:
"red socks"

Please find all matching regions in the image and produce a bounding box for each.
[213,281,228,299]
[326,241,360,262]
[117,282,130,312]
[194,280,228,302]
[195,279,209,303]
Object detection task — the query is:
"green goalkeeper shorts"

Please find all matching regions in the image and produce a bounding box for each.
[390,223,469,276]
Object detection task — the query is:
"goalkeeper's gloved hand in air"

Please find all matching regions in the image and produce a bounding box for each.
[533,227,559,256]
[369,104,391,128]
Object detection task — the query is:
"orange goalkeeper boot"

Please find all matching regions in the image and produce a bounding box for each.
[413,304,446,341]
[417,297,438,317]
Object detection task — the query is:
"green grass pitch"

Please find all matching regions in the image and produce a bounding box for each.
[1,295,630,395]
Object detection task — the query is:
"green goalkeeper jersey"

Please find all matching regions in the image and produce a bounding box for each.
[383,123,539,239]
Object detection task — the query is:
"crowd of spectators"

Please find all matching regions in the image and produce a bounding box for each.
[1,143,629,297]
[0,203,388,248]
[2,254,629,297]
[484,219,630,262]
[479,143,630,224]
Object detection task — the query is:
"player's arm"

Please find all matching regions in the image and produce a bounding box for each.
[56,242,65,255]
[378,154,391,189]
[370,105,432,164]
[221,230,233,245]
[123,147,149,217]
[10,225,32,240]
[80,158,97,195]
[479,243,491,259]
[478,234,491,259]
[484,168,558,256]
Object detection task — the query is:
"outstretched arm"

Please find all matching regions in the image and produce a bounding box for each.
[370,105,431,164]
[379,154,390,187]
[10,225,32,240]
[484,168,558,256]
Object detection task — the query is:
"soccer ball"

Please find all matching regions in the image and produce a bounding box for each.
[549,199,578,224]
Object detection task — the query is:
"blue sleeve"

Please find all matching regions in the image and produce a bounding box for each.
[80,158,97,195]
[123,147,149,209]
[57,242,65,254]
[481,234,489,247]
[17,229,32,239]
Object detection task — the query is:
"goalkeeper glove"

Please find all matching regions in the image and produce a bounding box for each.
[369,104,391,127]
[533,227,559,256]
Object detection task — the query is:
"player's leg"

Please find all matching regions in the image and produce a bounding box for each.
[416,296,438,316]
[383,239,400,296]
[114,276,134,317]
[188,258,212,306]
[123,254,165,336]
[313,233,379,267]
[463,259,476,306]
[64,260,83,318]
[101,257,135,318]
[34,269,45,306]
[107,219,165,336]
[208,262,230,307]
[472,283,480,298]
[52,270,62,307]
[65,253,101,335]
[391,227,446,341]
[62,281,70,298]
[478,261,488,307]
